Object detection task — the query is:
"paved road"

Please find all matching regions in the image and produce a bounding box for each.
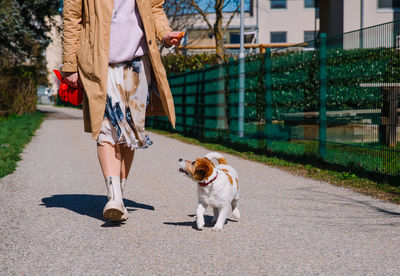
[1,105,400,275]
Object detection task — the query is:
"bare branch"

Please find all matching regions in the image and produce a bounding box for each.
[223,4,240,32]
[191,0,213,33]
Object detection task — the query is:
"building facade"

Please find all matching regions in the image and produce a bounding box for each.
[344,0,399,32]
[183,0,320,50]
[258,0,319,45]
[45,15,62,96]
[182,0,400,51]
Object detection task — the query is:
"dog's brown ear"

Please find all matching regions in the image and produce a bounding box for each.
[193,158,213,181]
[195,167,206,177]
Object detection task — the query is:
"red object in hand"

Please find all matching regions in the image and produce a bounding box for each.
[53,70,83,106]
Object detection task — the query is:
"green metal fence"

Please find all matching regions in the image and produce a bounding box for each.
[148,21,400,176]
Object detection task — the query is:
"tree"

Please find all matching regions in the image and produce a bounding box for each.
[0,0,61,115]
[164,0,199,36]
[0,0,61,67]
[190,0,241,63]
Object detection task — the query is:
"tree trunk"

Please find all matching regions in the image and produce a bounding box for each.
[214,0,225,63]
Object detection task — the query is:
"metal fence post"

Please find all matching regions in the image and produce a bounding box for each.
[227,58,236,141]
[238,0,245,138]
[319,33,327,159]
[264,48,272,150]
[182,71,187,134]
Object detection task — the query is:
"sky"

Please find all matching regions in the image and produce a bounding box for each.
[197,0,251,13]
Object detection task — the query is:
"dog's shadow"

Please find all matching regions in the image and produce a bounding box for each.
[163,214,237,230]
[40,194,154,227]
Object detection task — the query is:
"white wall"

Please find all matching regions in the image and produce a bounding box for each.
[344,0,393,33]
[258,0,318,44]
[343,0,395,49]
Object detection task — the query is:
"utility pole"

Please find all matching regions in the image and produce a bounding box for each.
[238,0,245,137]
[360,0,364,48]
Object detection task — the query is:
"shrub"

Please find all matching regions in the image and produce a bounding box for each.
[166,48,400,121]
[162,53,230,75]
[0,66,44,116]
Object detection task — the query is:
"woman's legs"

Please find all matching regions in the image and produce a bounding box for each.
[119,146,134,218]
[97,143,134,222]
[119,145,135,179]
[97,142,121,178]
[96,142,135,188]
[97,143,125,222]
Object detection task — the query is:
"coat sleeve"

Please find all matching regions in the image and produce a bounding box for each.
[62,0,83,72]
[151,0,173,42]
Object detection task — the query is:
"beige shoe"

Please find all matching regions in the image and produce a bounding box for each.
[120,178,128,221]
[103,176,125,222]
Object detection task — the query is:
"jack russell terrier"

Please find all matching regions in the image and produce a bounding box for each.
[179,152,240,231]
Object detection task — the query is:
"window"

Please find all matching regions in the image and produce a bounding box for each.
[378,0,400,9]
[304,31,317,48]
[270,32,287,43]
[230,33,255,44]
[271,0,287,9]
[305,0,318,8]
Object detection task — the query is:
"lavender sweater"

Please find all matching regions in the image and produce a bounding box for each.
[108,0,148,63]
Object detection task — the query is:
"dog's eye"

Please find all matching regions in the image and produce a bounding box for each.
[191,161,195,165]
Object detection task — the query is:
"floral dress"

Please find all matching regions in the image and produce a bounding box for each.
[97,55,155,150]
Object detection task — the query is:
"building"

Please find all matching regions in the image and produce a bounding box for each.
[45,15,62,97]
[258,0,319,45]
[319,0,400,49]
[177,2,257,52]
[320,0,399,35]
[180,0,400,53]
[181,0,320,52]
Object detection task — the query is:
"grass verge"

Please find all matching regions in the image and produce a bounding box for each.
[148,128,400,204]
[0,111,45,178]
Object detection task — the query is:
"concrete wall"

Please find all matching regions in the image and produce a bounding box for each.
[249,0,318,44]
[344,0,393,33]
[342,0,395,49]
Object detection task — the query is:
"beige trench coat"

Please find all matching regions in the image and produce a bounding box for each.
[62,0,175,140]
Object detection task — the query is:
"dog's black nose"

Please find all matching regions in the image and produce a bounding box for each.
[179,158,183,162]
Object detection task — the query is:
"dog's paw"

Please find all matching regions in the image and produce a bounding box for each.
[211,226,223,232]
[197,220,205,230]
[232,208,240,220]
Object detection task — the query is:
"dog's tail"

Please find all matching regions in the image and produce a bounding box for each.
[205,152,227,165]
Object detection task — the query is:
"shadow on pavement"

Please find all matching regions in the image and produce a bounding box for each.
[292,187,400,218]
[40,194,155,225]
[163,214,237,230]
[39,109,82,120]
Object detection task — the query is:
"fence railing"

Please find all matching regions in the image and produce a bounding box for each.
[148,21,400,176]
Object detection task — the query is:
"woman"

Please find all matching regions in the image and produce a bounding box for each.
[62,0,181,223]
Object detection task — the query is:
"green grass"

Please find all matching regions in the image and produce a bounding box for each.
[148,128,400,204]
[0,111,45,178]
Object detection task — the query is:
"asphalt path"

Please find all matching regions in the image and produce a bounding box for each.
[1,105,400,275]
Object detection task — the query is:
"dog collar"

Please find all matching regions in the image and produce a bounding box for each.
[198,172,218,187]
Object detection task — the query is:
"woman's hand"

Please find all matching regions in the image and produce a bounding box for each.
[63,72,79,88]
[163,32,184,47]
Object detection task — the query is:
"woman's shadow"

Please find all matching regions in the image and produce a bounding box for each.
[40,194,154,227]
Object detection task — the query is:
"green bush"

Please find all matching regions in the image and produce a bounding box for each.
[162,53,229,75]
[164,48,400,121]
[0,66,44,116]
[223,48,400,120]
[270,48,400,114]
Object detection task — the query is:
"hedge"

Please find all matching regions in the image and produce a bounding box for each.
[0,66,43,116]
[161,47,400,122]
